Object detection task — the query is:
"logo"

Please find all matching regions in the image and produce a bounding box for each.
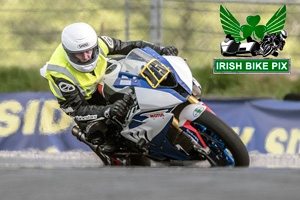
[220,5,286,43]
[75,115,97,121]
[101,36,114,49]
[58,82,76,93]
[77,42,90,49]
[214,5,290,74]
[150,113,164,118]
[193,107,205,118]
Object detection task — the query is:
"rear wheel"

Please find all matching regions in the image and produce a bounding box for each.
[192,110,249,167]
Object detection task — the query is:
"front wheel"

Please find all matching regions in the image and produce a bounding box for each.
[193,110,250,167]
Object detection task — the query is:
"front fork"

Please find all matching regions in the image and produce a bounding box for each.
[171,96,211,154]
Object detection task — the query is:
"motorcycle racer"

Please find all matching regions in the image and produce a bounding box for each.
[256,30,288,57]
[40,22,178,146]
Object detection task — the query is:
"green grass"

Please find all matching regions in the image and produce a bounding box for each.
[1,66,299,100]
[0,67,50,93]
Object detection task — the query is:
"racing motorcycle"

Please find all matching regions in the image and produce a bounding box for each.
[72,47,250,167]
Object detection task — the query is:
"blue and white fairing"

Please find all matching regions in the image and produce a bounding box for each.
[104,48,193,110]
[102,48,193,149]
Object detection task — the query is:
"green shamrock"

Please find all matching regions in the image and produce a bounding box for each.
[220,5,286,42]
[241,15,267,40]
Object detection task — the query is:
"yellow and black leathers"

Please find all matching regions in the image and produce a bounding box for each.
[43,36,165,133]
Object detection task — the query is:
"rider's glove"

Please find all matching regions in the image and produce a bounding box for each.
[104,100,128,119]
[161,46,179,56]
[103,94,134,119]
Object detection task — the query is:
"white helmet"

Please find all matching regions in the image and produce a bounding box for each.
[61,22,99,73]
[280,30,288,41]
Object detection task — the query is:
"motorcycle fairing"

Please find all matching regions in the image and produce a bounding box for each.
[113,72,188,103]
[128,115,148,129]
[104,48,192,107]
[120,111,174,143]
[149,116,190,160]
[141,47,192,94]
[134,87,184,111]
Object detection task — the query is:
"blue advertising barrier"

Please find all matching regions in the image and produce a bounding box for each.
[0,92,89,152]
[0,92,299,154]
[204,98,300,154]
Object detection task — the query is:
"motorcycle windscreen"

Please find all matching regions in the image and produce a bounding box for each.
[140,59,170,88]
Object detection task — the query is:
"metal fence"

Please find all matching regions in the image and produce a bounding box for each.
[0,0,299,72]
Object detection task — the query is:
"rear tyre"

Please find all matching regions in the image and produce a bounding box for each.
[194,110,250,167]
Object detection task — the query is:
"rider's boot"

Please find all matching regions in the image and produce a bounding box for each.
[72,120,117,153]
[99,136,117,153]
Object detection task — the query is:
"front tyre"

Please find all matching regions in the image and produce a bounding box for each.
[194,110,250,167]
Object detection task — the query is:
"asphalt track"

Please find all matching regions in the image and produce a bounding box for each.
[0,151,300,200]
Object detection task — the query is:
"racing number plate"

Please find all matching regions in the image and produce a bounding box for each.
[141,59,170,88]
